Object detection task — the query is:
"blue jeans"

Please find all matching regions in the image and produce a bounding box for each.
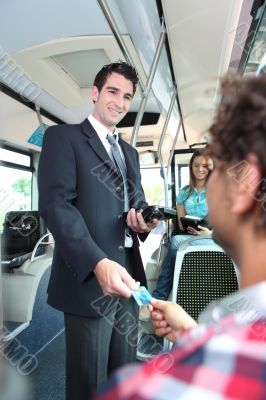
[152,235,213,300]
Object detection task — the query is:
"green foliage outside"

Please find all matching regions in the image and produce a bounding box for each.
[144,185,164,205]
[0,178,31,232]
[12,178,31,197]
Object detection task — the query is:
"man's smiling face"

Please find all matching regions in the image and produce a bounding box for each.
[91,72,133,131]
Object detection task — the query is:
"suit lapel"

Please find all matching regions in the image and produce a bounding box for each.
[81,119,121,179]
[119,139,142,208]
[119,139,135,182]
[81,119,137,183]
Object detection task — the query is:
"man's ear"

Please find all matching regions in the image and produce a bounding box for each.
[231,153,262,215]
[91,86,99,103]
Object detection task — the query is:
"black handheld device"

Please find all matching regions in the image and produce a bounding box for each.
[123,205,169,223]
[180,216,208,232]
[139,205,165,223]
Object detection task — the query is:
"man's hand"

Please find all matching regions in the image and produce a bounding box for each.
[94,258,139,298]
[148,299,197,343]
[126,208,158,233]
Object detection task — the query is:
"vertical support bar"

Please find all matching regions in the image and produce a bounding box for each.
[0,238,3,343]
[157,88,177,207]
[167,121,182,181]
[130,24,166,147]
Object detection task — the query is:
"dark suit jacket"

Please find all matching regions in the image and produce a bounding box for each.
[38,119,147,317]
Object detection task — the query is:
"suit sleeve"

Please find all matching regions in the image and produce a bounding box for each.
[38,126,107,283]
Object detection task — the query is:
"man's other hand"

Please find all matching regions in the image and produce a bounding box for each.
[126,208,158,233]
[94,258,139,298]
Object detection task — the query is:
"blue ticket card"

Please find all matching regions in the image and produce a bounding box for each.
[131,286,152,306]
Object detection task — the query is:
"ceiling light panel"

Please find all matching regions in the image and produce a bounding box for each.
[52,49,110,88]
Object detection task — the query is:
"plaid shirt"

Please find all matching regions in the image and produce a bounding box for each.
[95,282,266,399]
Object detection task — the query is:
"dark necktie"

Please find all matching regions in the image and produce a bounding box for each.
[107,133,129,212]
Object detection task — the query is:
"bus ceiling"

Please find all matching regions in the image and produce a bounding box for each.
[0,0,261,159]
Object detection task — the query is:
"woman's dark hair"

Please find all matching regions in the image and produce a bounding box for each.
[93,61,138,95]
[184,149,210,199]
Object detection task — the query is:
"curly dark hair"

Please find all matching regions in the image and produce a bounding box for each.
[93,61,139,95]
[208,74,266,225]
[209,74,266,165]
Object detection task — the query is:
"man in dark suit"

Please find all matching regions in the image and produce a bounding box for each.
[38,61,157,400]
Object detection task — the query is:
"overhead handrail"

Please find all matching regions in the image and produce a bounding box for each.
[97,0,145,93]
[131,22,166,147]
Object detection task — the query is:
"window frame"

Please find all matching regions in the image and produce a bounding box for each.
[0,144,34,210]
[171,149,195,207]
[0,144,34,172]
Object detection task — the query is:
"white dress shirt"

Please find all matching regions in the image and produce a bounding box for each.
[88,115,133,248]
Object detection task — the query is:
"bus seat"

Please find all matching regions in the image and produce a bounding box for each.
[144,233,168,294]
[164,237,239,350]
[3,264,65,382]
[2,232,54,341]
[137,233,168,360]
[1,210,47,271]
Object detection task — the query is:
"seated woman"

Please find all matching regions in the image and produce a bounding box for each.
[152,149,213,301]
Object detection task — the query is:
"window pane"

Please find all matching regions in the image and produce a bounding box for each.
[180,166,190,189]
[0,148,31,167]
[140,168,165,206]
[0,166,32,231]
[173,153,193,205]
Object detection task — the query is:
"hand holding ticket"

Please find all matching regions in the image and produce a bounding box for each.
[131,286,152,306]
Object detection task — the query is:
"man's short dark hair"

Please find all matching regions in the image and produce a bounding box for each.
[93,61,139,96]
[208,74,266,226]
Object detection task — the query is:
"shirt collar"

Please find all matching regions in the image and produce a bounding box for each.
[88,115,119,144]
[199,281,266,325]
[192,186,206,194]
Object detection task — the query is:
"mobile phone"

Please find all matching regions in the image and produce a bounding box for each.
[123,205,171,223]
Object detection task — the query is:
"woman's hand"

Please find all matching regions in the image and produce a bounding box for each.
[187,225,212,236]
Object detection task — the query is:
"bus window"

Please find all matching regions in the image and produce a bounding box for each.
[0,148,33,231]
[179,165,190,190]
[171,151,193,207]
[140,167,164,206]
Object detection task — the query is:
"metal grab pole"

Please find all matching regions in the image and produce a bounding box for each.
[97,0,145,92]
[130,23,166,147]
[157,88,177,207]
[166,120,182,183]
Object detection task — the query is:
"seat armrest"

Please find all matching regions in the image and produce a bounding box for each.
[30,233,54,261]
